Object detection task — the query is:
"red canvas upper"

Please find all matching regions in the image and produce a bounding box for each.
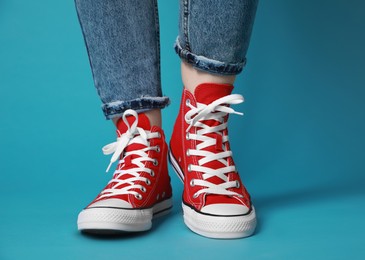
[88,112,172,209]
[170,83,251,212]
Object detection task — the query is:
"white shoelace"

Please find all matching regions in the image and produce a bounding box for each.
[99,109,159,200]
[185,94,244,198]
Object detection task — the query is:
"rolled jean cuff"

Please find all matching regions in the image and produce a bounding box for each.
[102,96,170,120]
[174,37,246,75]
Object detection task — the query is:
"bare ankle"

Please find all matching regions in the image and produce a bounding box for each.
[112,116,121,126]
[111,109,161,128]
[181,61,236,94]
[144,109,162,127]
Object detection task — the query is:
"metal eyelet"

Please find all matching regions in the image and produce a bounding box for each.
[153,159,158,166]
[185,99,190,106]
[186,149,190,156]
[190,179,195,187]
[235,180,240,188]
[140,186,146,193]
[155,146,160,153]
[156,194,160,200]
[187,164,192,172]
[193,193,198,199]
[186,132,190,140]
[162,192,165,198]
[150,170,155,177]
[135,194,143,200]
[146,179,151,185]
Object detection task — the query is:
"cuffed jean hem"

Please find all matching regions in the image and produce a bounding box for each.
[174,37,246,75]
[102,96,170,120]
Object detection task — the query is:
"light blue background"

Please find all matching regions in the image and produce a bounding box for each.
[1,0,365,259]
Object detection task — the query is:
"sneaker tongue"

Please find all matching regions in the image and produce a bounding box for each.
[116,113,151,135]
[114,112,152,171]
[194,83,234,105]
[193,82,234,154]
[194,83,235,187]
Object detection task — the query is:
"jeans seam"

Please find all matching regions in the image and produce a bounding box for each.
[153,0,162,96]
[183,0,191,51]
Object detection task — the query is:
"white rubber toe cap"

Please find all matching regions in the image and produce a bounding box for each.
[88,198,132,209]
[201,203,250,215]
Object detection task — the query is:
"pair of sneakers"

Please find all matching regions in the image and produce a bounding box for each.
[77,83,257,239]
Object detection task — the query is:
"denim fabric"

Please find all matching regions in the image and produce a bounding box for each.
[74,0,257,119]
[175,0,258,75]
[75,0,168,119]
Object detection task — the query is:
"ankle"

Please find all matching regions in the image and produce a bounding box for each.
[144,109,162,128]
[112,109,162,128]
[181,61,236,94]
[112,116,120,126]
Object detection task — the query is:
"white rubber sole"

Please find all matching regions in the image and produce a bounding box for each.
[77,198,172,233]
[169,151,257,239]
[183,203,257,239]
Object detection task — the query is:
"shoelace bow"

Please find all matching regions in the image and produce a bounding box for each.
[99,109,159,200]
[185,94,244,198]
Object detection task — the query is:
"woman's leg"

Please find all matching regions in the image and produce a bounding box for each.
[74,0,169,122]
[177,0,258,90]
[75,0,172,233]
[170,0,259,239]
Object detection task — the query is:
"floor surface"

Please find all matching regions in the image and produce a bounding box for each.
[1,1,364,259]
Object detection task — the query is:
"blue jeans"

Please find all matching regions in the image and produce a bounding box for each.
[74,0,258,119]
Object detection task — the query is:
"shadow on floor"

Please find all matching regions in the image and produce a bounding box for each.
[252,175,365,234]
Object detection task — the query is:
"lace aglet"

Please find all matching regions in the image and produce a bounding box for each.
[106,162,112,173]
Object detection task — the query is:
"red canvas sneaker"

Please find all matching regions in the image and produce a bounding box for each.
[169,83,256,239]
[78,109,173,233]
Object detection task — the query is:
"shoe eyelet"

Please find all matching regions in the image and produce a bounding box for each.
[135,194,143,200]
[155,146,160,153]
[193,193,198,199]
[146,179,151,185]
[186,149,190,156]
[150,170,155,177]
[153,159,158,166]
[185,99,190,106]
[162,192,165,198]
[186,132,190,140]
[156,194,160,200]
[187,164,192,172]
[190,179,195,187]
[235,180,240,188]
[140,186,147,193]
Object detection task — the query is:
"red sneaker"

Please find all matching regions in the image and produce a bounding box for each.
[78,109,173,233]
[169,83,256,239]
